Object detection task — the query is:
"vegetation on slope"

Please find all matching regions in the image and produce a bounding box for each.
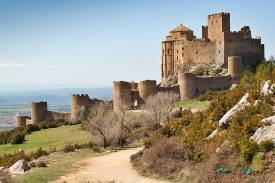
[131,59,275,182]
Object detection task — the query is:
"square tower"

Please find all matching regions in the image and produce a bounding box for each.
[207,12,230,42]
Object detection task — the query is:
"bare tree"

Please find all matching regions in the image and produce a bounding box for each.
[88,101,118,148]
[115,99,131,148]
[144,91,180,126]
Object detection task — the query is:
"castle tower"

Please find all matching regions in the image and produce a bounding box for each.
[71,94,90,121]
[228,56,242,80]
[138,80,157,107]
[162,41,174,84]
[178,72,197,100]
[16,116,29,127]
[208,12,230,42]
[113,81,132,113]
[31,102,48,123]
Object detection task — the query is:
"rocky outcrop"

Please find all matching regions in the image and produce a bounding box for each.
[261,80,275,96]
[219,93,249,129]
[9,160,30,174]
[250,115,275,144]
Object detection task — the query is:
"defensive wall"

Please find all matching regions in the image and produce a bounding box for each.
[114,56,242,110]
[16,94,105,127]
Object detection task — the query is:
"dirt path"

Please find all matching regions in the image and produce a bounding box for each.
[50,148,168,183]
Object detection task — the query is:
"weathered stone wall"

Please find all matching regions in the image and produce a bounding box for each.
[31,101,47,123]
[16,116,31,127]
[45,111,71,121]
[157,85,180,94]
[208,12,230,42]
[71,94,89,121]
[138,80,157,108]
[228,56,242,80]
[178,73,233,100]
[113,81,132,113]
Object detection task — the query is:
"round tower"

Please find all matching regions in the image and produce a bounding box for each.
[228,56,242,80]
[31,102,48,123]
[16,116,28,127]
[178,72,197,100]
[113,81,132,113]
[138,80,157,106]
[71,94,90,121]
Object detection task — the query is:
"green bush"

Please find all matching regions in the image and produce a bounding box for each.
[251,152,266,173]
[10,133,25,144]
[259,139,274,152]
[30,147,48,159]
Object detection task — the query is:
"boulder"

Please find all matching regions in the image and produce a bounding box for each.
[219,93,250,128]
[9,160,30,174]
[18,149,25,154]
[207,129,218,139]
[250,124,275,144]
[261,80,275,96]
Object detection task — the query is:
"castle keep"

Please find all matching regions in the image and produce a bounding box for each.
[161,12,264,83]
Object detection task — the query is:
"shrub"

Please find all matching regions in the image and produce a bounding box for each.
[30,147,48,159]
[239,139,258,165]
[63,144,75,153]
[251,152,266,173]
[259,139,274,152]
[10,133,25,144]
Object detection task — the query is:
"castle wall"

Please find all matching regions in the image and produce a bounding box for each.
[16,116,31,127]
[223,32,262,67]
[157,85,180,94]
[113,81,132,113]
[178,73,233,100]
[71,94,89,121]
[173,40,216,66]
[31,102,48,123]
[196,75,232,95]
[138,80,157,107]
[208,12,230,42]
[45,111,71,121]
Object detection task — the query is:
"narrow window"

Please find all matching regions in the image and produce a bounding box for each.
[182,47,184,50]
[196,89,199,93]
[177,56,178,60]
[177,50,178,53]
[196,51,198,54]
[168,49,170,55]
[219,50,220,53]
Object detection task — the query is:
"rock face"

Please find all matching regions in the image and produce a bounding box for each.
[9,160,30,174]
[261,80,275,96]
[250,115,275,144]
[219,93,250,128]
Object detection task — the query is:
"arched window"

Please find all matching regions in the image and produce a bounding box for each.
[167,49,170,55]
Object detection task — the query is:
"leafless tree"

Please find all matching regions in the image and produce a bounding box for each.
[115,99,132,148]
[88,101,118,148]
[144,91,180,126]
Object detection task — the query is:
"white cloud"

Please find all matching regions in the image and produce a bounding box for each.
[49,66,57,69]
[0,62,27,69]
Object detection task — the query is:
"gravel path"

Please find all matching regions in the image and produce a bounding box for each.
[50,148,168,183]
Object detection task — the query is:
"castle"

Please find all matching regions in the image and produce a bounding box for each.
[113,12,264,111]
[16,12,265,126]
[161,12,264,84]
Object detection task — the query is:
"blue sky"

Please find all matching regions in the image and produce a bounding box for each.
[0,0,274,86]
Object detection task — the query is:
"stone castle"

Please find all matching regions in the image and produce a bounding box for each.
[113,12,264,111]
[16,12,265,126]
[162,12,264,84]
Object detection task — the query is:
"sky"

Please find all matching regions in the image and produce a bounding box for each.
[0,0,274,87]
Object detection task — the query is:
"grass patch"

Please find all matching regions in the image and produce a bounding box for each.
[11,150,105,183]
[0,124,93,155]
[174,101,210,111]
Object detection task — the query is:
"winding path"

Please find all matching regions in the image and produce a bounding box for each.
[50,148,168,183]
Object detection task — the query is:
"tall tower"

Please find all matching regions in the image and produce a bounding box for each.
[71,94,89,121]
[113,81,132,113]
[31,102,48,123]
[208,12,230,42]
